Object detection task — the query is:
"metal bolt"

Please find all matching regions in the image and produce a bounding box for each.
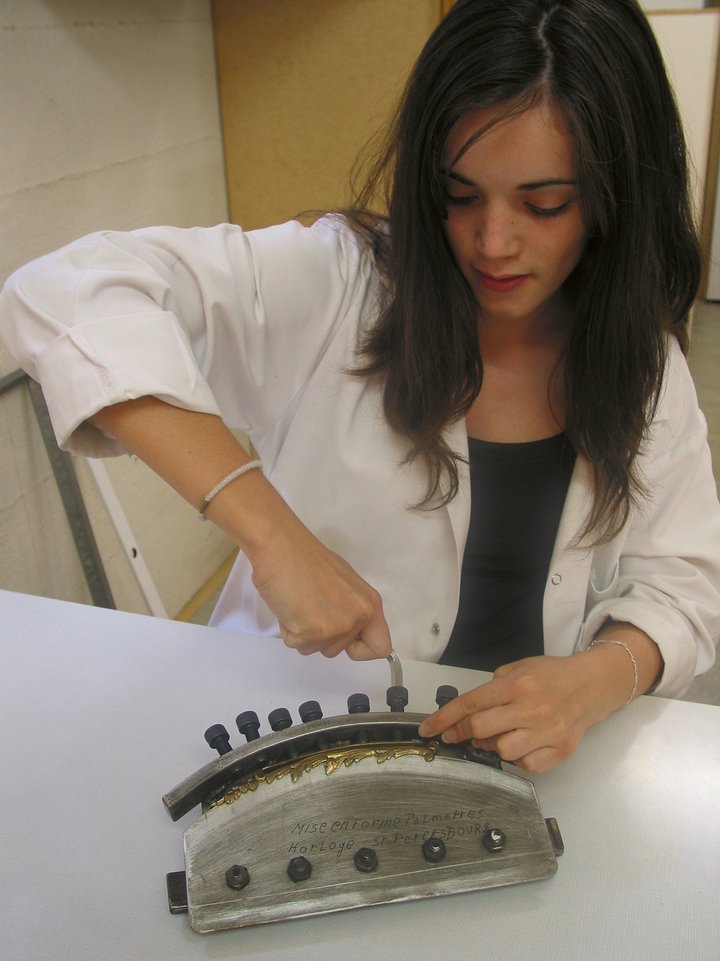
[435,685,459,708]
[422,836,447,863]
[236,710,261,741]
[347,692,371,714]
[353,847,379,872]
[268,707,293,731]
[482,828,506,852]
[204,723,232,756]
[298,700,323,723]
[225,864,250,890]
[386,686,409,713]
[287,856,313,882]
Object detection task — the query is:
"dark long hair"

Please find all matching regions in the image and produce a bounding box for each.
[347,0,700,541]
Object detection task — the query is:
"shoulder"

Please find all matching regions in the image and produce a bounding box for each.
[241,214,377,280]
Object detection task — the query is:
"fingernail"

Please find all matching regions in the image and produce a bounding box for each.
[441,730,459,744]
[417,722,430,737]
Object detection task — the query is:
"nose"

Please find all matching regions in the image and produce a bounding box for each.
[475,204,521,260]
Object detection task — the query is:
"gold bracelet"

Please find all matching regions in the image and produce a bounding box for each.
[589,638,639,706]
[198,460,263,519]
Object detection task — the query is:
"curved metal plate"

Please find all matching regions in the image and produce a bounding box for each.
[182,745,558,932]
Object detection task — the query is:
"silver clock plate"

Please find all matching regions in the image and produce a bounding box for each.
[164,712,562,933]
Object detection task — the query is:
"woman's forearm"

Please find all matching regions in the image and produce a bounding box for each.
[585,620,664,706]
[93,396,297,557]
[92,397,392,659]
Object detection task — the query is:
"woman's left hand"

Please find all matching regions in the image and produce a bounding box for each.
[417,651,632,773]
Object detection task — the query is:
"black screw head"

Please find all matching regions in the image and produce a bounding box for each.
[435,685,459,708]
[464,744,503,769]
[204,723,232,755]
[225,864,250,890]
[268,707,293,731]
[298,700,323,723]
[482,828,506,852]
[353,847,379,873]
[347,692,370,714]
[287,856,313,882]
[386,686,409,712]
[236,710,261,741]
[422,836,447,863]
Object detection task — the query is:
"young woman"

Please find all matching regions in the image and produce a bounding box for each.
[2,0,719,772]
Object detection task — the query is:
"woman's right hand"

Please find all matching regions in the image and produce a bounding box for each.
[91,398,391,660]
[249,522,392,661]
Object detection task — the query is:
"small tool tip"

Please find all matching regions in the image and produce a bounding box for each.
[386,650,403,689]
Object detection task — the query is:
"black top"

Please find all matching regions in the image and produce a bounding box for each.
[440,433,576,672]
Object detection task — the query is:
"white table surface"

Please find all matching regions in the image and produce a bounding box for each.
[1,589,718,961]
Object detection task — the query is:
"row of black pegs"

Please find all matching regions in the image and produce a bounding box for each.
[204,684,460,757]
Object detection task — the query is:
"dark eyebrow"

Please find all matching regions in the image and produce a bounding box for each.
[518,179,578,191]
[446,170,476,186]
[446,171,577,191]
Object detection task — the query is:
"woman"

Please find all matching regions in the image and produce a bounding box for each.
[1,0,719,772]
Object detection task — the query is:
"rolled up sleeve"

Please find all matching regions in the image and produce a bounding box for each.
[0,217,372,457]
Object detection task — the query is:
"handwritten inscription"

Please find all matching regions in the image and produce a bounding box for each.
[287,808,486,857]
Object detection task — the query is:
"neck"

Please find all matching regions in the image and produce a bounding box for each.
[477,292,573,354]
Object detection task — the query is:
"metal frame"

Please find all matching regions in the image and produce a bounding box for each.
[1,369,167,615]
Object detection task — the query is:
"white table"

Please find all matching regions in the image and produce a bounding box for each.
[1,589,718,961]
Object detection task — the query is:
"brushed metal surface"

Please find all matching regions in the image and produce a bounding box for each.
[178,741,558,932]
[386,651,403,688]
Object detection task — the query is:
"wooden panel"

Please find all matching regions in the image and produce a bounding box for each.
[212,0,441,228]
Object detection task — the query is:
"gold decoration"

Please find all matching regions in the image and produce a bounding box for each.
[209,741,439,810]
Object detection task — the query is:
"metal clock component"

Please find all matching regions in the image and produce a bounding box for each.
[163,680,562,933]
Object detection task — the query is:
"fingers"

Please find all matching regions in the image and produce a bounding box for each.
[418,656,590,773]
[345,608,392,661]
[277,584,391,661]
[255,527,391,660]
[279,625,347,658]
[511,745,571,774]
[417,675,513,739]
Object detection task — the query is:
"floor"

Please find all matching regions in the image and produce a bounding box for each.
[181,300,720,707]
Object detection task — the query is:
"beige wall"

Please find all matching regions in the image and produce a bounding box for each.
[213,0,442,228]
[649,11,720,223]
[0,0,233,616]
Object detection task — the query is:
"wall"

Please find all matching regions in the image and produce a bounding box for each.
[649,11,719,227]
[213,0,441,229]
[644,1,717,9]
[0,0,232,616]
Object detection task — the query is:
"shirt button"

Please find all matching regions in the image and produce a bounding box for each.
[551,573,562,586]
[431,623,440,634]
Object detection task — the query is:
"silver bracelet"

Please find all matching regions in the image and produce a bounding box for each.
[197,460,263,519]
[589,638,639,706]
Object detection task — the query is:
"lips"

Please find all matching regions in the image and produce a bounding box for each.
[476,270,530,293]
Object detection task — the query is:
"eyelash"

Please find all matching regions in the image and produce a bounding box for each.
[445,195,571,219]
[527,203,571,219]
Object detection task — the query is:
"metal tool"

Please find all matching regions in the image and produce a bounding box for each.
[386,650,403,688]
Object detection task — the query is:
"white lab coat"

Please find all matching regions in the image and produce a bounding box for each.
[1,216,718,697]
